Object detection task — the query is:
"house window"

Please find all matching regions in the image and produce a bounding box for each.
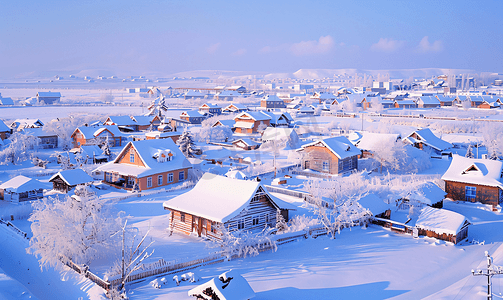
[147,177,152,188]
[252,216,259,226]
[465,186,476,201]
[178,171,185,181]
[127,177,135,187]
[180,212,185,223]
[105,172,112,182]
[168,173,173,183]
[237,219,245,229]
[322,161,330,172]
[158,175,163,185]
[130,151,135,163]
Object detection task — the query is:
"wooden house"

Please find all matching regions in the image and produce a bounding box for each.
[36,91,61,104]
[349,132,401,158]
[311,92,336,104]
[404,128,452,154]
[233,111,271,134]
[103,116,138,132]
[0,175,50,202]
[300,136,360,174]
[71,125,123,148]
[394,99,417,109]
[199,103,222,116]
[131,115,162,131]
[183,90,205,100]
[416,96,441,108]
[260,111,293,127]
[10,119,44,131]
[179,111,206,124]
[163,173,292,239]
[222,103,248,113]
[232,138,260,150]
[435,95,455,106]
[441,155,503,209]
[260,95,286,109]
[94,138,191,191]
[0,120,11,140]
[49,169,94,193]
[211,119,235,129]
[22,128,58,149]
[214,90,241,101]
[415,206,470,244]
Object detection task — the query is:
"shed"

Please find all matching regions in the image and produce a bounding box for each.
[415,206,470,244]
[49,169,94,193]
[0,175,50,202]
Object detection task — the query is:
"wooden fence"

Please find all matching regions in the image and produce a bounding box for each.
[0,219,29,240]
[264,185,311,199]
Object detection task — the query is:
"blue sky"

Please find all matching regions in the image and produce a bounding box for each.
[0,0,502,78]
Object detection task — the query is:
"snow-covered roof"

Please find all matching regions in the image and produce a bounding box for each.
[415,207,468,236]
[163,173,280,223]
[417,96,440,105]
[261,127,298,143]
[49,169,94,186]
[0,175,51,193]
[212,120,235,128]
[312,92,336,100]
[105,116,136,126]
[223,103,248,111]
[180,110,206,118]
[199,103,221,109]
[441,155,503,189]
[408,182,446,205]
[235,111,271,122]
[232,138,260,147]
[351,132,400,151]
[405,128,452,151]
[79,145,104,158]
[21,127,57,137]
[0,120,9,132]
[95,138,191,178]
[188,270,255,300]
[74,125,124,139]
[301,136,361,160]
[144,131,181,139]
[11,119,44,129]
[0,97,14,105]
[225,170,247,180]
[37,92,61,97]
[233,121,254,129]
[358,194,390,216]
[131,115,156,126]
[261,94,284,102]
[184,90,204,97]
[217,90,240,97]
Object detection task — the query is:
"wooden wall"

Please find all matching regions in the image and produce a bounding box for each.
[445,180,500,207]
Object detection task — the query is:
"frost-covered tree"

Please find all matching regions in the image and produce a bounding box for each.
[196,126,233,143]
[257,122,268,133]
[0,132,38,165]
[214,225,277,259]
[465,144,475,158]
[176,131,200,158]
[372,140,431,174]
[28,186,124,270]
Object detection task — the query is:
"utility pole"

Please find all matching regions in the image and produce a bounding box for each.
[472,251,503,300]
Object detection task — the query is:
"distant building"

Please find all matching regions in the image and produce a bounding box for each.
[36,92,61,104]
[260,95,286,109]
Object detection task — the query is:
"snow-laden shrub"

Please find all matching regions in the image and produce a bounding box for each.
[280,215,319,233]
[28,193,124,270]
[210,226,277,259]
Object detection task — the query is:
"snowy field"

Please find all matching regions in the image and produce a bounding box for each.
[0,87,503,299]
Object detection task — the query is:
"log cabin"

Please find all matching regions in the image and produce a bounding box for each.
[71,125,123,148]
[233,111,271,134]
[49,169,94,193]
[163,173,293,240]
[94,138,191,191]
[415,206,470,244]
[0,175,50,202]
[441,155,503,209]
[300,136,360,175]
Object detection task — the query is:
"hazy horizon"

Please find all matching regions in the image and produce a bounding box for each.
[1,0,502,79]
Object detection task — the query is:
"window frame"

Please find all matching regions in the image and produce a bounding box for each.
[147,177,152,188]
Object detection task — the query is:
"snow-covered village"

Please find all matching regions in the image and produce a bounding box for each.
[1,1,503,300]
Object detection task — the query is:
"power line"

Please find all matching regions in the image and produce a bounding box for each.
[472,251,503,300]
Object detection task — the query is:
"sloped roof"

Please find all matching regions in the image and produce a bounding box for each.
[131,115,155,126]
[405,128,452,151]
[105,116,136,126]
[0,175,51,193]
[212,120,235,127]
[223,103,248,111]
[261,127,298,142]
[0,97,14,105]
[417,96,440,105]
[235,111,271,122]
[200,103,221,109]
[416,206,468,235]
[49,169,94,186]
[0,119,11,132]
[352,132,400,151]
[188,270,255,300]
[74,125,123,139]
[163,173,280,223]
[180,110,206,118]
[217,90,240,97]
[441,155,503,188]
[302,136,361,160]
[21,127,58,137]
[37,92,61,97]
[94,138,191,178]
[262,94,284,102]
[358,194,390,216]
